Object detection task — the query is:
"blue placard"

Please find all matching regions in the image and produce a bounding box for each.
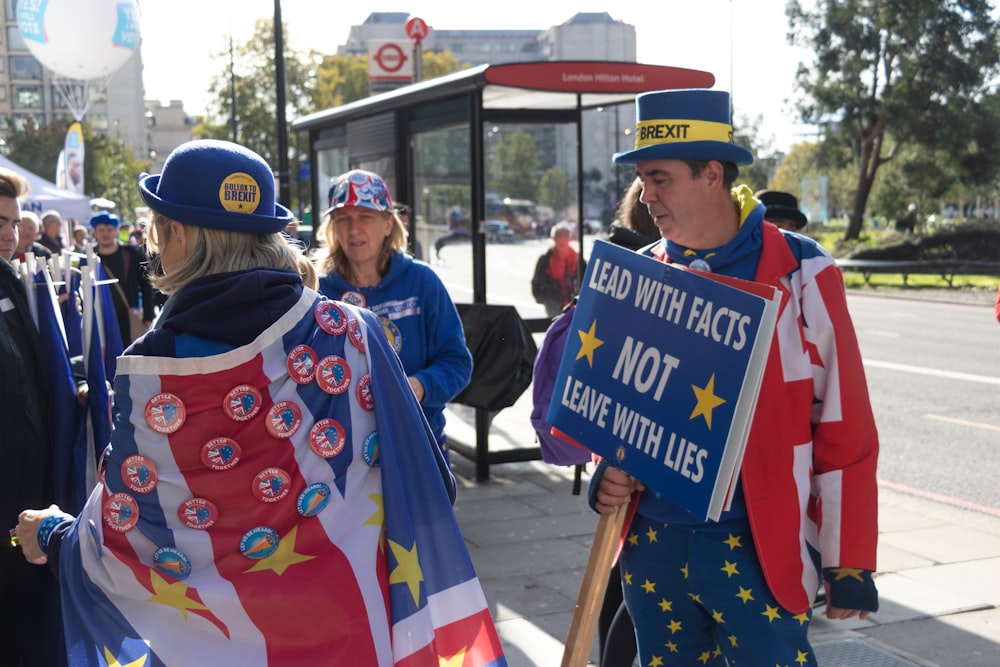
[547,240,779,520]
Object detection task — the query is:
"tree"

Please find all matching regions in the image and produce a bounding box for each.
[197,18,319,212]
[312,53,370,108]
[788,0,1000,239]
[421,50,468,81]
[493,130,540,200]
[537,166,573,212]
[5,119,150,220]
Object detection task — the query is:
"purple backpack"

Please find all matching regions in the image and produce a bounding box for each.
[531,305,593,465]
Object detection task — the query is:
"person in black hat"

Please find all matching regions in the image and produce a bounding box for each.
[755,189,808,231]
[589,88,880,667]
[14,140,505,666]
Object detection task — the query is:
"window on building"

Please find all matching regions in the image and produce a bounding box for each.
[13,85,41,108]
[89,113,109,131]
[10,55,41,80]
[0,86,7,102]
[6,26,26,52]
[13,113,42,131]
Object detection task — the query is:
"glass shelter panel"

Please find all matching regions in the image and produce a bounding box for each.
[412,124,473,306]
[482,121,580,321]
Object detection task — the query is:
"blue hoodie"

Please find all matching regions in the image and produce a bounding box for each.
[318,251,473,444]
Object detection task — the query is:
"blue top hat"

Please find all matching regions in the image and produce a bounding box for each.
[137,139,293,234]
[89,211,120,229]
[613,89,753,166]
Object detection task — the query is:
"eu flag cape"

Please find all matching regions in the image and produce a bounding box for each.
[57,291,506,666]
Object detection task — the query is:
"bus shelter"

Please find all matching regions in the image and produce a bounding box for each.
[293,61,714,479]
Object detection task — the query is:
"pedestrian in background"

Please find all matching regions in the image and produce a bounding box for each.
[90,211,154,346]
[532,220,580,317]
[755,189,809,232]
[316,169,472,462]
[592,88,879,666]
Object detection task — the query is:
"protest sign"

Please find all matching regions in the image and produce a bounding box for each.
[547,240,780,521]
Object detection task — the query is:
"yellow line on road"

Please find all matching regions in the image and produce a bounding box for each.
[926,413,1000,433]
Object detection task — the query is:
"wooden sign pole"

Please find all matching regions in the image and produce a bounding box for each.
[560,504,627,667]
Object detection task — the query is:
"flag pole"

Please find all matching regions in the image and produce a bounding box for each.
[560,503,627,667]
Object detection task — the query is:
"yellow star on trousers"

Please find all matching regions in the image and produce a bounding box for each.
[721,560,739,577]
[690,373,726,428]
[723,533,743,550]
[736,586,755,603]
[104,648,147,667]
[667,619,683,634]
[761,604,782,622]
[795,650,810,665]
[793,612,810,626]
[658,598,673,612]
[575,320,604,367]
[665,640,679,653]
[642,579,656,594]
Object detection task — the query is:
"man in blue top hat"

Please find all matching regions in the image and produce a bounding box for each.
[90,210,155,346]
[589,89,880,666]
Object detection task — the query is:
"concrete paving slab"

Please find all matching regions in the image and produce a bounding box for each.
[899,557,1000,607]
[861,608,1000,667]
[878,542,936,572]
[878,525,1000,564]
[467,537,592,579]
[868,573,989,623]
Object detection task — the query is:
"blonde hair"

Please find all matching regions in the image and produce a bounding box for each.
[317,210,408,285]
[145,211,310,295]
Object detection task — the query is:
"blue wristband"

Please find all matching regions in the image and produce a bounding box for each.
[37,513,72,556]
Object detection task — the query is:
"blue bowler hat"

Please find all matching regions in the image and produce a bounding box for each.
[89,211,120,229]
[613,89,753,166]
[137,139,293,234]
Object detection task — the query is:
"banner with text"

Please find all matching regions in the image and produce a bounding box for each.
[547,240,780,520]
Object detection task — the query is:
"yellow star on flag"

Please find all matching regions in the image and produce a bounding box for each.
[690,373,726,428]
[711,609,725,623]
[646,526,658,543]
[698,650,712,664]
[146,571,208,619]
[244,526,316,576]
[389,538,425,605]
[727,634,738,647]
[627,532,639,546]
[575,320,604,367]
[830,567,865,581]
[439,647,466,666]
[104,647,147,667]
[667,619,682,634]
[665,640,679,653]
[649,656,664,666]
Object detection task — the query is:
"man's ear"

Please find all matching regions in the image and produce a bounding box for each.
[704,160,725,188]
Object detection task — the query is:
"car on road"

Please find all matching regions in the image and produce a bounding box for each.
[484,220,516,243]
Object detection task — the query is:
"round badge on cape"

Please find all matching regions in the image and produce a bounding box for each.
[121,455,158,494]
[356,373,374,411]
[347,318,365,352]
[287,344,319,384]
[178,497,218,530]
[153,547,192,580]
[103,492,139,533]
[309,418,346,458]
[297,482,332,517]
[315,300,348,335]
[265,401,302,439]
[316,355,352,395]
[340,291,366,308]
[240,526,280,560]
[381,317,402,354]
[200,437,242,471]
[145,393,186,434]
[253,467,291,503]
[362,430,380,466]
[224,385,263,422]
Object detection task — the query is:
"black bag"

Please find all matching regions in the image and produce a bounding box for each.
[531,251,556,304]
[452,303,537,411]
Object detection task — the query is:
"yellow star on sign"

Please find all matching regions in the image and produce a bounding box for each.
[244,526,316,576]
[389,538,424,605]
[575,320,604,367]
[104,647,147,667]
[690,373,726,429]
[146,571,209,619]
[830,567,865,581]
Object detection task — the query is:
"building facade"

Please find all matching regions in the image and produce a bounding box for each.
[0,0,148,166]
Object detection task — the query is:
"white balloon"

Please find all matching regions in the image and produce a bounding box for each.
[17,0,141,81]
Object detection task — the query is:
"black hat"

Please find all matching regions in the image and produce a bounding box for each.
[755,190,807,230]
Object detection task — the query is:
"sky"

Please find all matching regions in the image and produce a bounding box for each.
[137,0,815,154]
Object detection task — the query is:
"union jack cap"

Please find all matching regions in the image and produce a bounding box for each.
[326,169,393,215]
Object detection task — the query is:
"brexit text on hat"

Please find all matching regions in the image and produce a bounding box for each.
[634,119,734,150]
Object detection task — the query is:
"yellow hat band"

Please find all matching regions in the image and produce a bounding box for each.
[633,119,734,150]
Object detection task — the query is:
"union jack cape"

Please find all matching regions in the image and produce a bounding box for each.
[56,290,506,666]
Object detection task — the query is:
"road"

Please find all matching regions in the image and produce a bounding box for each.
[433,239,1000,512]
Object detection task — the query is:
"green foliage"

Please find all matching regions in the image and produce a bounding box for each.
[4,119,150,221]
[788,0,1000,240]
[493,130,540,200]
[312,54,370,108]
[537,166,573,211]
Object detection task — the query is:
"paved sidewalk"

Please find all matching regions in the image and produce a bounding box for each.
[445,401,1000,667]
